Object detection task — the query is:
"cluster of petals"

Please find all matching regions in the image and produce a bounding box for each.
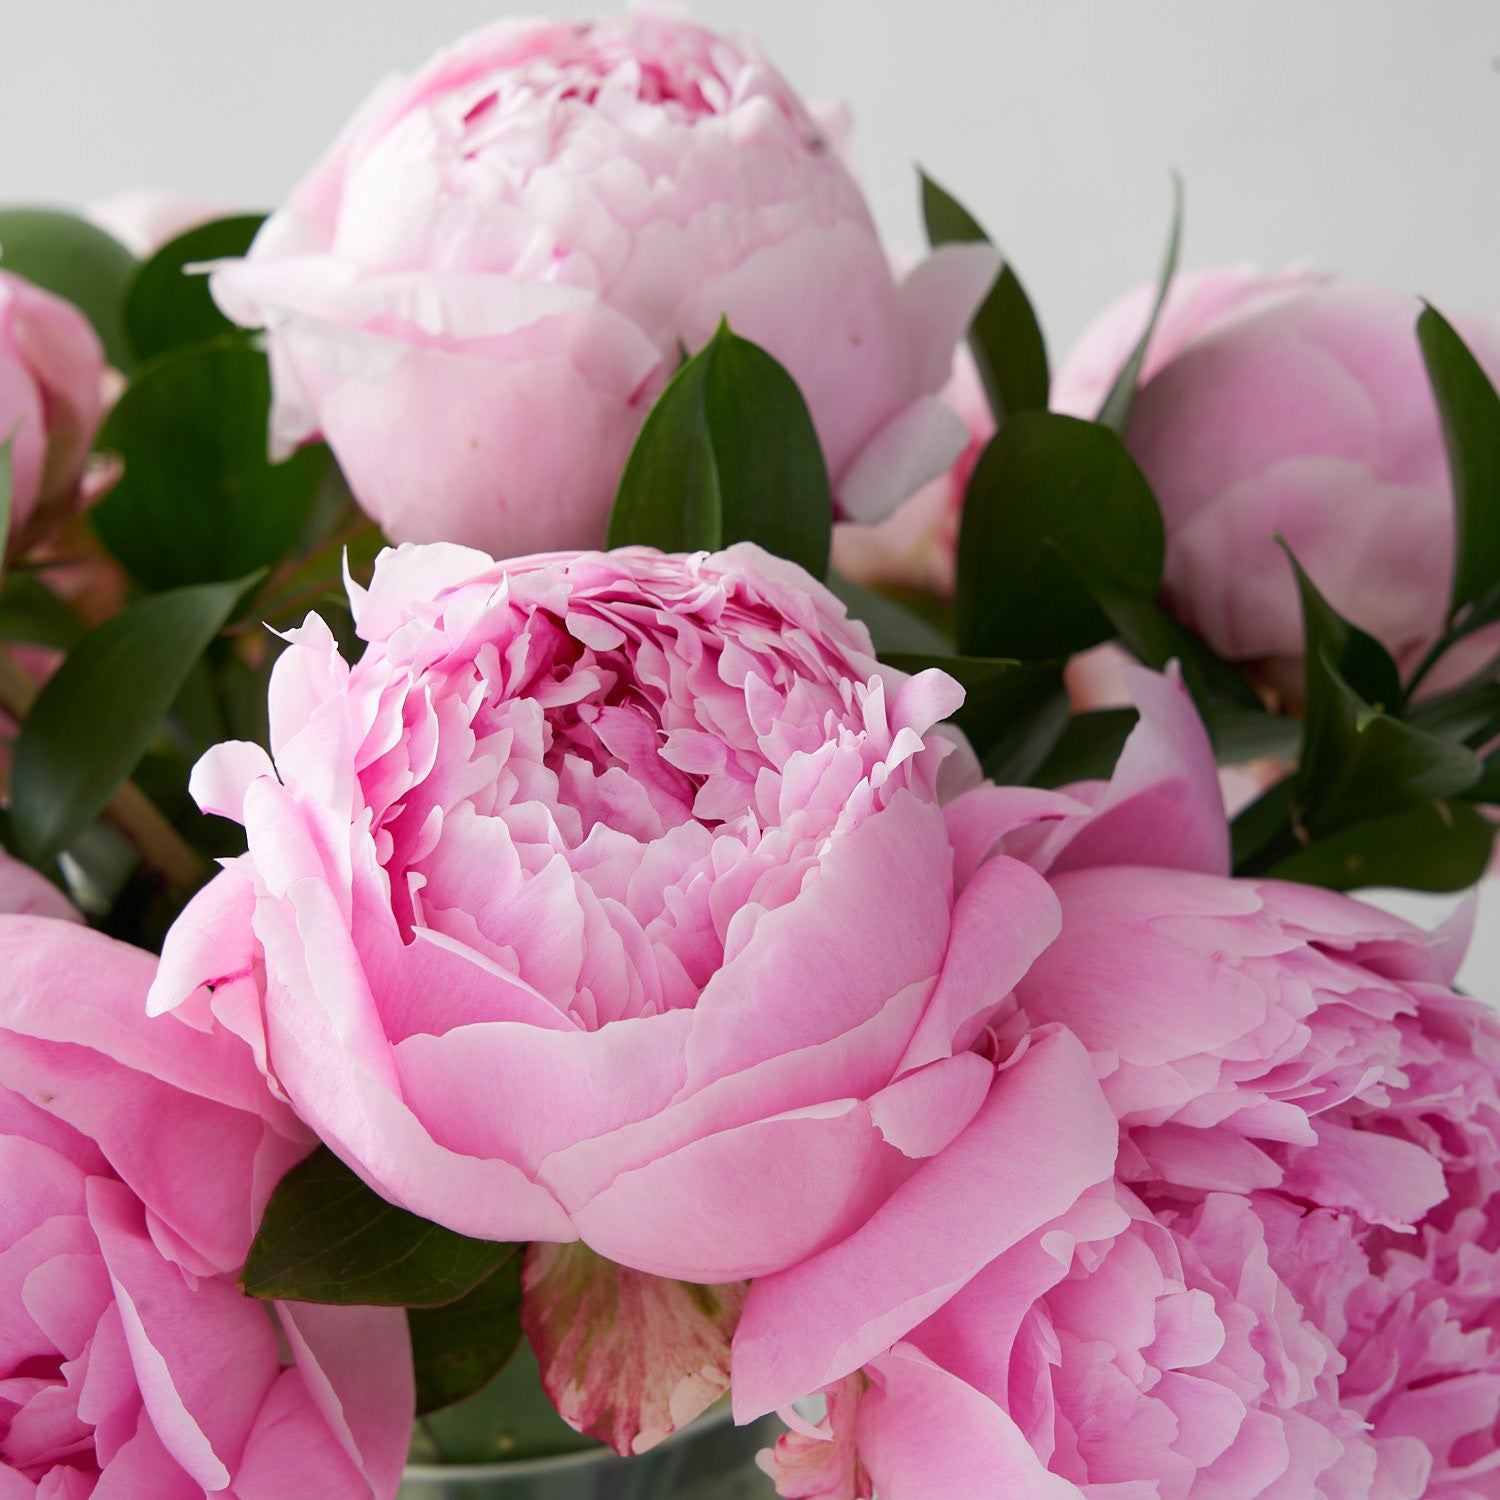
[754,665,1500,1498]
[0,270,105,543]
[209,12,995,557]
[1053,267,1500,689]
[150,541,1072,1293]
[0,912,413,1497]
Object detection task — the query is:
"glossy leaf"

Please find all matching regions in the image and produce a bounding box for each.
[0,208,138,368]
[124,214,265,363]
[1095,174,1183,433]
[91,341,326,590]
[9,576,250,866]
[1206,706,1301,766]
[980,687,1073,785]
[1417,304,1500,624]
[0,573,85,650]
[1268,802,1495,893]
[241,1146,518,1307]
[410,1253,525,1415]
[1467,754,1500,802]
[1411,682,1500,751]
[1093,587,1263,712]
[1036,703,1297,792]
[920,172,1048,421]
[1033,708,1137,788]
[955,411,1163,660]
[1285,547,1481,837]
[413,1342,601,1466]
[1231,776,1301,873]
[607,323,831,578]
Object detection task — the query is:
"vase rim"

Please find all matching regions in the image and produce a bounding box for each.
[401,1399,736,1480]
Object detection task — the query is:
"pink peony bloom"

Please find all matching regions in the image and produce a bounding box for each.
[149,541,1071,1288]
[753,668,1500,1498]
[1053,267,1500,693]
[209,14,996,558]
[0,271,105,544]
[0,914,414,1497]
[829,346,991,598]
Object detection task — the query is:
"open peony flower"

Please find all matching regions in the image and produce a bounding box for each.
[1053,267,1500,693]
[149,541,1073,1287]
[751,667,1500,1498]
[0,915,413,1498]
[209,13,996,558]
[0,270,105,545]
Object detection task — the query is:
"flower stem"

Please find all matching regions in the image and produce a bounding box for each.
[0,646,205,892]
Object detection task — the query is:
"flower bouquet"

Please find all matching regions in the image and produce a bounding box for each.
[0,12,1497,1499]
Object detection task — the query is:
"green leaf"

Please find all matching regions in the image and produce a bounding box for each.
[1286,545,1481,836]
[1092,589,1264,713]
[0,573,86,650]
[825,573,952,656]
[91,342,327,591]
[1411,682,1500,750]
[410,1253,525,1415]
[607,323,831,578]
[0,208,138,369]
[1417,304,1500,625]
[124,214,265,364]
[1032,708,1137,787]
[883,651,1062,767]
[920,172,1048,422]
[980,687,1073,785]
[9,576,250,866]
[241,1146,518,1307]
[1466,753,1500,802]
[955,412,1164,660]
[1095,174,1184,434]
[412,1341,602,1466]
[1033,702,1298,793]
[1231,775,1301,873]
[1267,802,1495,893]
[1206,706,1302,766]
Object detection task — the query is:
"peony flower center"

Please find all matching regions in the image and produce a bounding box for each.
[354,562,884,1026]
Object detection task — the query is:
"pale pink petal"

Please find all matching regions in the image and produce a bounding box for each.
[731,1028,1119,1420]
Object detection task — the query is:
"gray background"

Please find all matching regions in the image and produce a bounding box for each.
[1,0,1496,985]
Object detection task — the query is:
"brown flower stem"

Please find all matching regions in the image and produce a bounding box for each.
[0,645,205,892]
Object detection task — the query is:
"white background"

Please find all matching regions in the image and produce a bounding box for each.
[0,0,1496,986]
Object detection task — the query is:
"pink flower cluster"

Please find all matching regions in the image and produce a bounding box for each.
[129,536,1500,1489]
[0,898,413,1496]
[210,13,994,559]
[752,667,1500,1498]
[0,270,104,545]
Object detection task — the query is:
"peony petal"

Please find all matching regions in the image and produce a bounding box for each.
[1043,662,1230,877]
[834,395,970,525]
[897,242,1000,396]
[88,1177,280,1491]
[522,1242,744,1455]
[731,1028,1119,1420]
[857,1344,1082,1500]
[273,1300,414,1497]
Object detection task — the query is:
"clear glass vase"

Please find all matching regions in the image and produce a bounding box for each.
[398,1406,782,1499]
[399,1345,781,1499]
